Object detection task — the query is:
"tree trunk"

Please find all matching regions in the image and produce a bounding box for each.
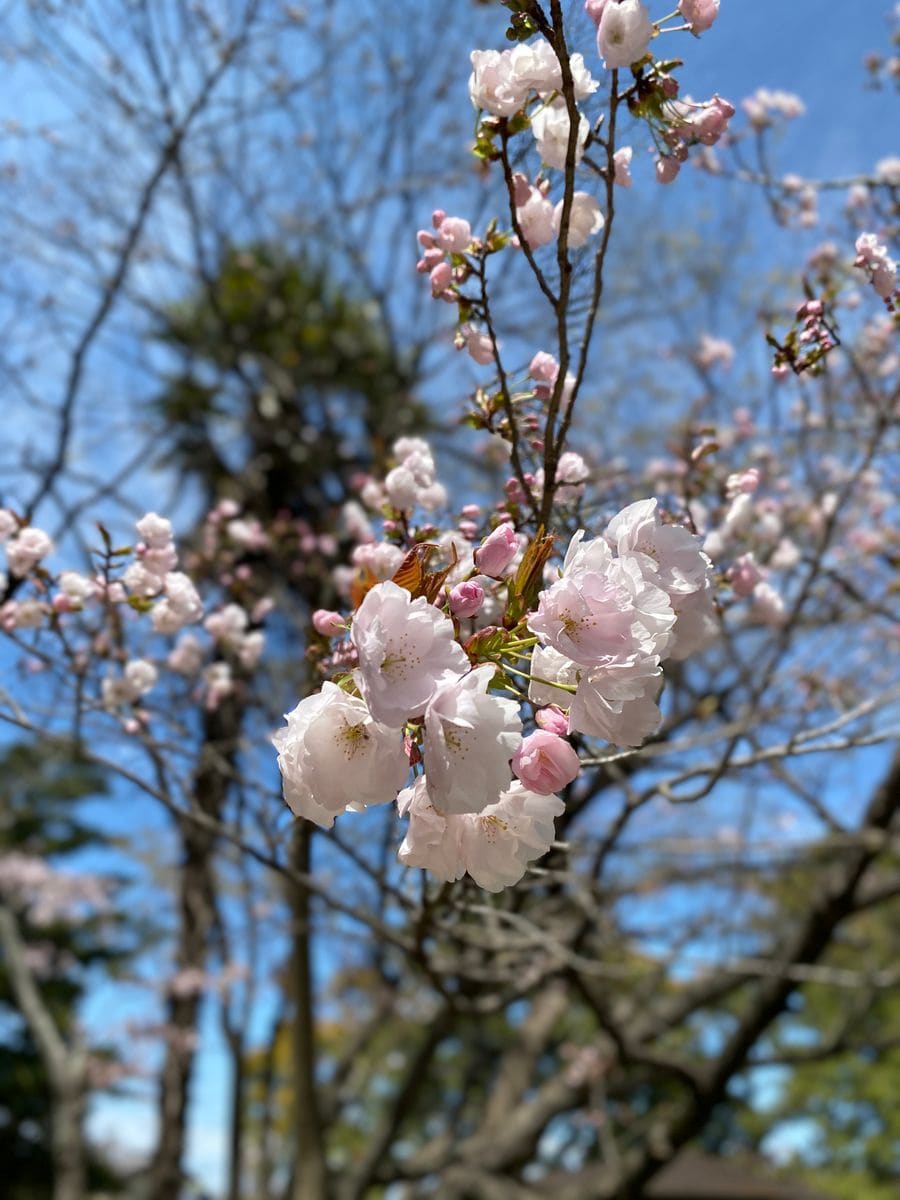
[0,906,87,1200]
[227,1026,247,1200]
[289,823,328,1200]
[52,1079,87,1200]
[149,690,243,1200]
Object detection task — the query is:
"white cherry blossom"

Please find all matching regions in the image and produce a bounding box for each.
[397,776,465,883]
[531,99,589,170]
[5,526,53,576]
[597,0,654,70]
[351,581,468,727]
[424,665,522,815]
[606,499,710,596]
[274,683,409,829]
[553,192,604,247]
[468,49,528,117]
[458,783,565,892]
[569,655,663,745]
[398,776,564,892]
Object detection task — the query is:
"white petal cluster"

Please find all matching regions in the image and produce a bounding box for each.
[531,99,589,170]
[469,41,597,118]
[398,776,564,892]
[384,437,447,513]
[276,487,714,892]
[529,500,715,746]
[275,577,561,890]
[102,658,158,708]
[424,665,522,814]
[596,0,654,70]
[351,581,469,727]
[5,526,54,577]
[273,683,410,828]
[126,513,204,633]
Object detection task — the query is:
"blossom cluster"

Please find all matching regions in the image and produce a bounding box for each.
[0,851,109,926]
[274,434,716,891]
[0,504,274,720]
[855,232,898,304]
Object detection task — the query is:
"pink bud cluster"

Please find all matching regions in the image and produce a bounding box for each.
[417,209,473,300]
[655,94,735,185]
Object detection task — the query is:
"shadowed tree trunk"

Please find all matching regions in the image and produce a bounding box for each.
[288,823,328,1200]
[148,690,243,1200]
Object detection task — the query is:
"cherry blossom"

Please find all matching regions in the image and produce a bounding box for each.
[0,509,18,540]
[513,730,580,794]
[531,99,589,170]
[468,49,528,117]
[597,0,654,70]
[397,776,465,883]
[273,683,410,828]
[679,0,720,35]
[613,145,633,186]
[516,183,556,249]
[351,581,469,727]
[423,665,522,815]
[398,776,565,892]
[5,526,53,576]
[458,784,565,892]
[553,192,604,247]
[569,656,663,746]
[102,659,158,708]
[606,499,710,597]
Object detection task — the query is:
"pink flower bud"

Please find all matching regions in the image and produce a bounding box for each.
[656,156,681,185]
[535,705,570,737]
[727,553,763,598]
[312,609,345,637]
[513,730,580,794]
[429,262,453,297]
[679,0,719,35]
[431,209,447,229]
[416,229,436,249]
[584,0,608,26]
[435,216,472,254]
[505,477,525,503]
[449,580,485,618]
[474,523,518,577]
[416,248,444,274]
[458,323,494,365]
[529,351,560,382]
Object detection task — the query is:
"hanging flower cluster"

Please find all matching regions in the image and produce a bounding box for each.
[273,438,716,891]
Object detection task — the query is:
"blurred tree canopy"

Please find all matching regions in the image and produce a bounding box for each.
[154,245,427,523]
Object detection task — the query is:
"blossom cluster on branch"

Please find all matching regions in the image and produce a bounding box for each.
[273,423,716,890]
